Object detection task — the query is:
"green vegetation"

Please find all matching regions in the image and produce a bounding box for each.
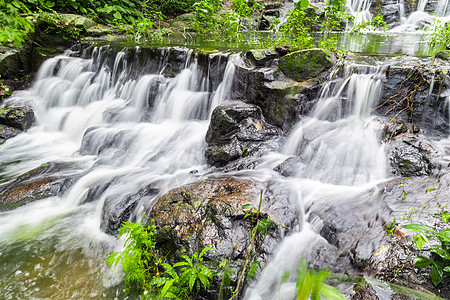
[403,210,450,286]
[281,258,346,300]
[425,19,450,49]
[0,1,34,47]
[350,13,387,34]
[386,207,449,287]
[106,220,215,299]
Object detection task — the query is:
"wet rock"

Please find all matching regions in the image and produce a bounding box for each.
[377,66,449,136]
[101,187,159,235]
[382,119,408,140]
[0,47,21,79]
[205,101,281,166]
[273,156,302,177]
[0,162,82,211]
[388,135,433,177]
[162,47,190,77]
[0,125,21,144]
[351,286,379,300]
[278,48,333,82]
[0,107,34,131]
[245,49,279,67]
[231,63,321,130]
[306,173,450,298]
[147,177,296,262]
[435,50,450,60]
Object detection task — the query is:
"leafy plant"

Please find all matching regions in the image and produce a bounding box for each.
[281,258,346,300]
[350,14,388,34]
[106,220,216,299]
[0,1,34,47]
[425,19,450,49]
[402,211,450,286]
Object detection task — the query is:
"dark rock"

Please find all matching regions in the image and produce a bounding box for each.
[0,107,34,131]
[0,162,82,211]
[435,50,450,60]
[388,135,433,177]
[273,156,302,177]
[162,47,189,78]
[231,63,322,130]
[246,49,279,67]
[376,66,449,136]
[263,9,281,17]
[278,48,333,82]
[101,187,159,235]
[0,47,21,80]
[351,286,379,300]
[275,46,291,56]
[205,101,281,166]
[382,119,408,140]
[0,124,21,144]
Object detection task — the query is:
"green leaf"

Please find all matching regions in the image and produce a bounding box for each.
[242,203,254,210]
[413,233,428,250]
[296,258,308,291]
[403,224,436,233]
[413,256,433,268]
[113,11,122,19]
[281,271,290,284]
[198,272,210,289]
[159,279,175,297]
[247,261,260,280]
[443,266,450,275]
[199,246,214,259]
[198,264,213,279]
[436,229,450,242]
[320,283,347,300]
[189,270,197,291]
[300,0,310,9]
[425,188,436,193]
[442,211,450,223]
[430,262,443,286]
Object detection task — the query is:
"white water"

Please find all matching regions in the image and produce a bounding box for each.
[0,46,237,298]
[0,45,433,299]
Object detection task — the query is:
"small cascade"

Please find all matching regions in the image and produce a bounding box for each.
[347,0,373,24]
[284,65,386,185]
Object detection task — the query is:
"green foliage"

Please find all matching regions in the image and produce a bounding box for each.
[284,258,346,300]
[402,211,449,286]
[350,14,388,34]
[106,220,215,299]
[425,19,450,49]
[0,1,34,47]
[146,0,197,17]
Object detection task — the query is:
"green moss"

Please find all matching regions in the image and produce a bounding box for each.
[278,48,333,82]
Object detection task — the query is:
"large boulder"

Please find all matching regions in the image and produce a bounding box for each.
[0,47,21,80]
[205,101,281,166]
[231,55,322,130]
[277,48,333,82]
[147,177,297,261]
[0,106,34,131]
[0,125,21,144]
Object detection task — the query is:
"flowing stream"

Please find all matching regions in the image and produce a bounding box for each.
[0,43,448,299]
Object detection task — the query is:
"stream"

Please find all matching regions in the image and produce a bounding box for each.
[0,1,449,299]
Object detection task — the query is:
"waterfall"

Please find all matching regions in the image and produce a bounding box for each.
[245,65,388,299]
[0,46,236,298]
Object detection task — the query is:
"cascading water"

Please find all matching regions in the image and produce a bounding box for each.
[244,65,388,299]
[0,45,237,299]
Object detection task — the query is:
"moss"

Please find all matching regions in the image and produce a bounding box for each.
[278,48,333,82]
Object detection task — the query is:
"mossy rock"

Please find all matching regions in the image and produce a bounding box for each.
[278,48,333,82]
[0,106,34,131]
[435,50,450,60]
